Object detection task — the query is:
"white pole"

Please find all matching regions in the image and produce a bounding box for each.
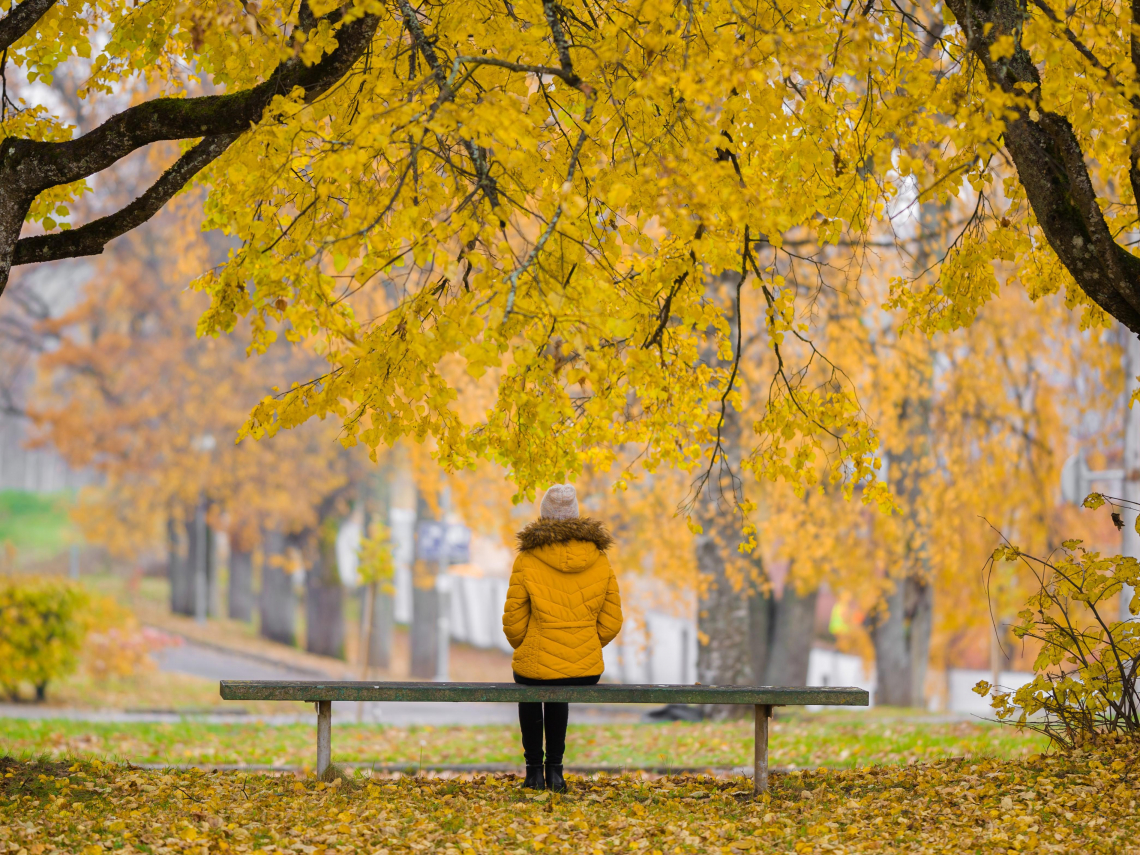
[435,574,450,681]
[434,486,451,682]
[1122,332,1140,622]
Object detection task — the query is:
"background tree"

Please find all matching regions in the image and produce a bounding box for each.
[26,188,370,655]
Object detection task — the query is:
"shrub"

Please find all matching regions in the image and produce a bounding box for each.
[0,578,89,701]
[975,540,1139,749]
[81,595,170,679]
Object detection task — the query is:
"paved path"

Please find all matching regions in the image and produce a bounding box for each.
[153,642,315,682]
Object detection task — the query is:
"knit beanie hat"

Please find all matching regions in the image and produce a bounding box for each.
[540,484,579,520]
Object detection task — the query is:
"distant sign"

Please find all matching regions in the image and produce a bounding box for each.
[415,521,446,562]
[415,521,471,564]
[445,524,471,564]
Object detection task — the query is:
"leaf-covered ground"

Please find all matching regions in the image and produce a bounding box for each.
[0,714,1045,770]
[3,743,1138,854]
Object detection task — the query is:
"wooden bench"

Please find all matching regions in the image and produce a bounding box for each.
[219,681,869,793]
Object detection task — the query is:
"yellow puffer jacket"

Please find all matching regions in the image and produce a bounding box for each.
[502,517,624,680]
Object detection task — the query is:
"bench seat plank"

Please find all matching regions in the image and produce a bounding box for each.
[220,680,868,706]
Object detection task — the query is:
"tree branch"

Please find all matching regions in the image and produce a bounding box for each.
[4,10,378,192]
[452,55,578,86]
[944,0,1140,333]
[0,0,57,53]
[541,0,580,85]
[1130,0,1140,210]
[12,133,239,266]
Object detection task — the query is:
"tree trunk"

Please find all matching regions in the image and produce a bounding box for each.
[228,548,254,622]
[765,583,819,686]
[871,225,937,706]
[0,188,29,298]
[749,555,819,688]
[367,586,394,671]
[185,501,216,621]
[872,582,911,706]
[749,584,773,687]
[360,468,395,674]
[259,528,296,646]
[694,276,753,718]
[907,577,933,708]
[410,492,441,678]
[205,523,219,619]
[305,525,346,659]
[168,516,193,616]
[410,582,439,677]
[696,494,752,719]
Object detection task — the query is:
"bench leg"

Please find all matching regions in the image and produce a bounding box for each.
[753,704,770,795]
[317,700,332,778]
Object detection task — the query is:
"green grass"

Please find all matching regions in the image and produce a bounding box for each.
[0,713,1047,770]
[0,490,75,560]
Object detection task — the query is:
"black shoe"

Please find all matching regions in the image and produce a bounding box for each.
[545,764,566,793]
[523,764,545,790]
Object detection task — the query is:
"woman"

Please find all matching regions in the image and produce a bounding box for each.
[502,484,624,792]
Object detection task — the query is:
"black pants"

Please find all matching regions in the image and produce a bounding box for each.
[514,673,600,766]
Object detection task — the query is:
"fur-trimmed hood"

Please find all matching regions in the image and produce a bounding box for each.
[516,517,614,553]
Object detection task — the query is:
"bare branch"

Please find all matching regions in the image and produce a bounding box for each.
[541,0,580,84]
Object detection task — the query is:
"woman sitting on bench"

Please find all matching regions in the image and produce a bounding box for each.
[501,484,624,792]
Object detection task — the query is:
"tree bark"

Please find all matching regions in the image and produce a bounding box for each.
[168,515,193,616]
[305,524,345,659]
[259,528,295,646]
[0,192,26,301]
[871,576,934,707]
[228,547,254,622]
[410,578,440,678]
[0,0,58,53]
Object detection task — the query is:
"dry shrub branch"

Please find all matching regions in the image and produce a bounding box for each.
[977,520,1140,749]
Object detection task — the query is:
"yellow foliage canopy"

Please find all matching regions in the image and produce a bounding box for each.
[5,0,1138,509]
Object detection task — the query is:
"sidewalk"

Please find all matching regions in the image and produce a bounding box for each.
[133,598,517,683]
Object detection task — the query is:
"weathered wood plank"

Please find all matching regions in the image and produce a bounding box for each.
[219,680,868,706]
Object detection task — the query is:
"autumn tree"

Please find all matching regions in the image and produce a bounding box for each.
[1,0,1138,460]
[9,0,1140,696]
[26,186,371,657]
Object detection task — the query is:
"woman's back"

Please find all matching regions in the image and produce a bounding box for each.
[503,517,623,680]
